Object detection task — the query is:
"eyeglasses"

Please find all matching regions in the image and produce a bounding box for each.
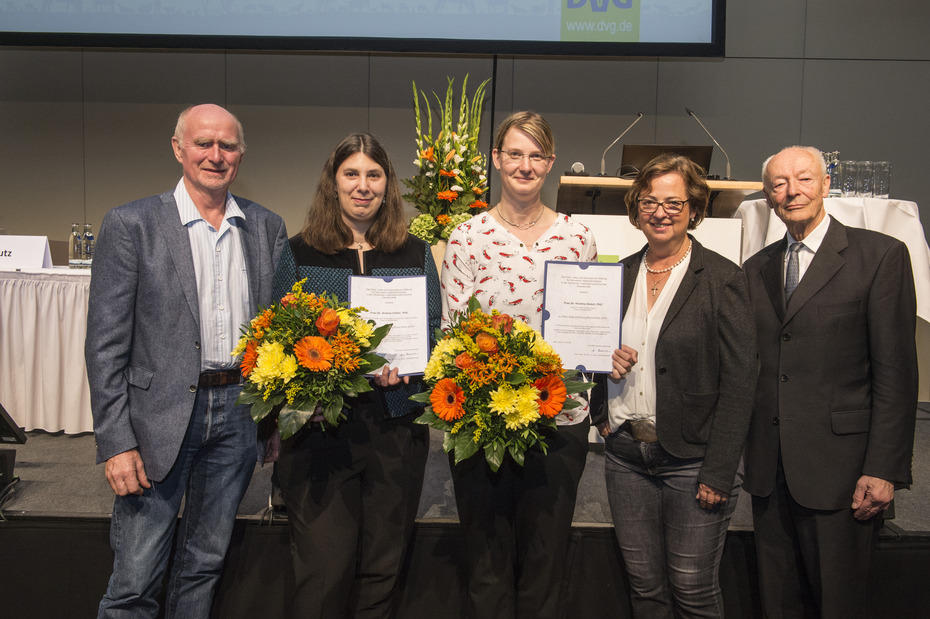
[637,198,688,215]
[499,150,552,165]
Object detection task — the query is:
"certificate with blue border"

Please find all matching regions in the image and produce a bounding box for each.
[540,261,623,373]
[348,275,428,377]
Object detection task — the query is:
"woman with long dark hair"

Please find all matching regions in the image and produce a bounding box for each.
[271,133,442,618]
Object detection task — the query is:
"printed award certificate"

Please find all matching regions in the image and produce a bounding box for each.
[349,275,429,376]
[540,261,623,373]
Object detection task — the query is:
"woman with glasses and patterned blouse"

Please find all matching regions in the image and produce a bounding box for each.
[440,111,597,619]
[590,153,756,618]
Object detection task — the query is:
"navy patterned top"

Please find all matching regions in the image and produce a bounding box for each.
[272,233,443,418]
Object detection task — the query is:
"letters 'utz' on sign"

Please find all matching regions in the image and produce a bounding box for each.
[0,235,53,269]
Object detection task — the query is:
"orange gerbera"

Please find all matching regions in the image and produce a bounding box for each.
[315,308,340,337]
[475,332,499,354]
[430,378,466,421]
[439,169,457,177]
[534,375,567,418]
[240,340,258,377]
[437,190,459,201]
[468,199,488,209]
[294,336,334,372]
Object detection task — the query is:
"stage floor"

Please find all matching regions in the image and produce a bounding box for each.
[4,404,930,533]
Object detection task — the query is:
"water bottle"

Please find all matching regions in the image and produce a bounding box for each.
[82,223,95,268]
[69,223,83,268]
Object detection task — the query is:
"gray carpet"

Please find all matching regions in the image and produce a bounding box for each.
[4,409,930,533]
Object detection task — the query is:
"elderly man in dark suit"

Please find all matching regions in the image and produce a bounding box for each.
[85,103,287,618]
[743,146,918,618]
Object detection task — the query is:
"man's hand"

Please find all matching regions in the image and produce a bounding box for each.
[696,482,729,511]
[851,475,894,520]
[105,449,151,496]
[609,346,639,380]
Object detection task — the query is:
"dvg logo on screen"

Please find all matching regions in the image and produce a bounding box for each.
[566,0,633,11]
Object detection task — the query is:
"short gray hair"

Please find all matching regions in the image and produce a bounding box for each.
[761,146,826,184]
[173,104,247,154]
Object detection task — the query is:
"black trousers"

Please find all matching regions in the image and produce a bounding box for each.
[450,421,589,619]
[276,407,429,619]
[751,459,881,619]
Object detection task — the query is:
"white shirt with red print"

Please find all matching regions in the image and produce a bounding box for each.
[440,211,598,425]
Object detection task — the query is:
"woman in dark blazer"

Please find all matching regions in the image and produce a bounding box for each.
[591,153,756,618]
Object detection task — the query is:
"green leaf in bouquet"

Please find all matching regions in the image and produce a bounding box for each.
[278,404,317,439]
[466,295,482,315]
[248,395,280,423]
[235,388,262,406]
[563,379,591,395]
[322,395,345,426]
[359,352,388,372]
[506,371,526,385]
[368,324,392,349]
[442,430,454,453]
[409,391,432,404]
[506,442,525,468]
[562,398,583,411]
[453,430,479,464]
[485,440,506,472]
[344,374,373,397]
[414,408,438,426]
[434,327,445,343]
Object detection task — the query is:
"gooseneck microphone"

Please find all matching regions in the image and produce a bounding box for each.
[599,112,644,176]
[685,107,731,180]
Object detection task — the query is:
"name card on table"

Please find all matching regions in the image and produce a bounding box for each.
[0,235,53,269]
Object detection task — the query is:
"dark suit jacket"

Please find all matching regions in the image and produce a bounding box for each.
[591,237,757,492]
[85,190,288,481]
[742,217,918,510]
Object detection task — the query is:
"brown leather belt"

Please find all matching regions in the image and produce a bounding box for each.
[198,369,243,388]
[618,419,658,443]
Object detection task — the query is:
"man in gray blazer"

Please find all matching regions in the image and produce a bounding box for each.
[742,146,918,618]
[85,103,287,618]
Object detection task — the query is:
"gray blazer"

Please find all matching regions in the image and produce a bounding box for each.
[85,191,287,481]
[591,237,757,492]
[742,217,917,510]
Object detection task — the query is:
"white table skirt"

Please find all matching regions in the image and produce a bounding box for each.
[0,268,93,433]
[735,198,930,323]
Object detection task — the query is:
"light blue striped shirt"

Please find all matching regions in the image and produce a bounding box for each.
[174,179,251,371]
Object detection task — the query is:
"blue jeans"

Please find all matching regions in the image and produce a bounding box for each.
[604,430,738,619]
[98,384,256,619]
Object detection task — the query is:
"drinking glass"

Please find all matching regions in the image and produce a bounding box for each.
[872,161,891,198]
[856,161,874,197]
[840,161,858,197]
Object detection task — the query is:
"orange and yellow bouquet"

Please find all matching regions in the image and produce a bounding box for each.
[412,297,588,471]
[233,279,390,438]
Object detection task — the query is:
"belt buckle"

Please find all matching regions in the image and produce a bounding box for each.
[629,419,658,443]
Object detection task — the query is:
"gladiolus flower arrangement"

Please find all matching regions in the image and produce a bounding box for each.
[233,279,390,437]
[404,74,491,245]
[412,297,588,471]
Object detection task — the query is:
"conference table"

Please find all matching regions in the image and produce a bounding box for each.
[0,268,93,433]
